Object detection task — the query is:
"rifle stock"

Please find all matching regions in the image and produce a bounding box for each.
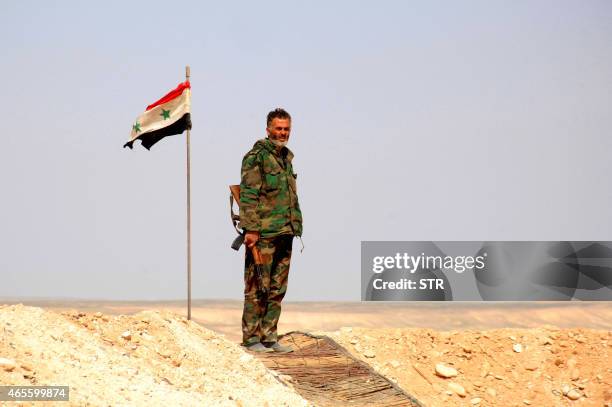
[251,245,263,265]
[229,185,241,203]
[251,245,268,302]
[229,185,244,250]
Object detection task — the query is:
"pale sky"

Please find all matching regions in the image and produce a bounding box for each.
[1,1,611,301]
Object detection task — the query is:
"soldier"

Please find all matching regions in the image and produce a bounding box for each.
[239,108,303,353]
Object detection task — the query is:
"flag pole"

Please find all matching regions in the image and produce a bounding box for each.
[185,65,192,320]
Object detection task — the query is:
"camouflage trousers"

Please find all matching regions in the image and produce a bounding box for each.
[242,234,293,346]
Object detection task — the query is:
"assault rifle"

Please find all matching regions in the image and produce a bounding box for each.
[229,185,267,302]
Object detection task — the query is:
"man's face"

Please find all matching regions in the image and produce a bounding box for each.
[266,118,291,147]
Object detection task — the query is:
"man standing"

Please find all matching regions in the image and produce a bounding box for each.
[239,108,303,353]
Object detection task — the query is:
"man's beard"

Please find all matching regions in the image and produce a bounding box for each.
[269,138,288,148]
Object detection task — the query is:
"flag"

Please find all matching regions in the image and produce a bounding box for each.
[124,81,192,150]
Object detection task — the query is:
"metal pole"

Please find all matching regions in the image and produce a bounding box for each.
[185,65,192,320]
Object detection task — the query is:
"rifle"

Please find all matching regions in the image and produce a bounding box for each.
[251,245,268,304]
[229,184,267,304]
[229,185,244,250]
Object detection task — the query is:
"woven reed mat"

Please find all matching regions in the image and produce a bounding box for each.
[252,332,423,407]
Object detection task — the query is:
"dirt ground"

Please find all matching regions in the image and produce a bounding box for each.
[0,301,610,406]
[14,300,612,342]
[326,326,611,407]
[0,304,309,406]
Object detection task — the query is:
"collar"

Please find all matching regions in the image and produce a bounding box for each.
[261,138,293,160]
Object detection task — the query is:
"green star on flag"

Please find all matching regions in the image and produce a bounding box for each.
[124,81,192,150]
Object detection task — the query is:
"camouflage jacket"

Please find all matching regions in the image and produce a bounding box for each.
[239,138,303,238]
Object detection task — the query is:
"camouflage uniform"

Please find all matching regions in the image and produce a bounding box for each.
[239,138,303,346]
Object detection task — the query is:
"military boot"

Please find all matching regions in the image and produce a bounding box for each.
[264,342,293,353]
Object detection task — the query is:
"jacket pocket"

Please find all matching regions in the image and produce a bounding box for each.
[263,169,282,191]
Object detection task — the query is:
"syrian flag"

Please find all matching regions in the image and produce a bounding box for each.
[124,81,192,150]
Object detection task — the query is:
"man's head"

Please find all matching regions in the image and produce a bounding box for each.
[266,108,291,148]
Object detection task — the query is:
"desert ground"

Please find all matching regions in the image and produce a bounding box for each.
[0,300,610,406]
[10,300,611,342]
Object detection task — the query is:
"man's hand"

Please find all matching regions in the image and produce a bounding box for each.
[244,231,260,248]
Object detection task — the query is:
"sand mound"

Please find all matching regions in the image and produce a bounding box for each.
[2,304,610,406]
[0,304,310,406]
[327,326,611,406]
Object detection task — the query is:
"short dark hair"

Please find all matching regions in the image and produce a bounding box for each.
[267,108,291,127]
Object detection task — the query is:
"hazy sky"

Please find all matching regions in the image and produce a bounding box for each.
[1,1,611,301]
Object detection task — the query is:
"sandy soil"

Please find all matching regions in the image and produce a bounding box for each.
[9,300,612,342]
[0,304,309,406]
[1,301,610,406]
[326,326,611,407]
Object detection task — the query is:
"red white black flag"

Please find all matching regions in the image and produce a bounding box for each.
[124,81,192,150]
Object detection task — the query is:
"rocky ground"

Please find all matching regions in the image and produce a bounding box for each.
[0,304,309,406]
[1,303,611,406]
[326,326,612,407]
